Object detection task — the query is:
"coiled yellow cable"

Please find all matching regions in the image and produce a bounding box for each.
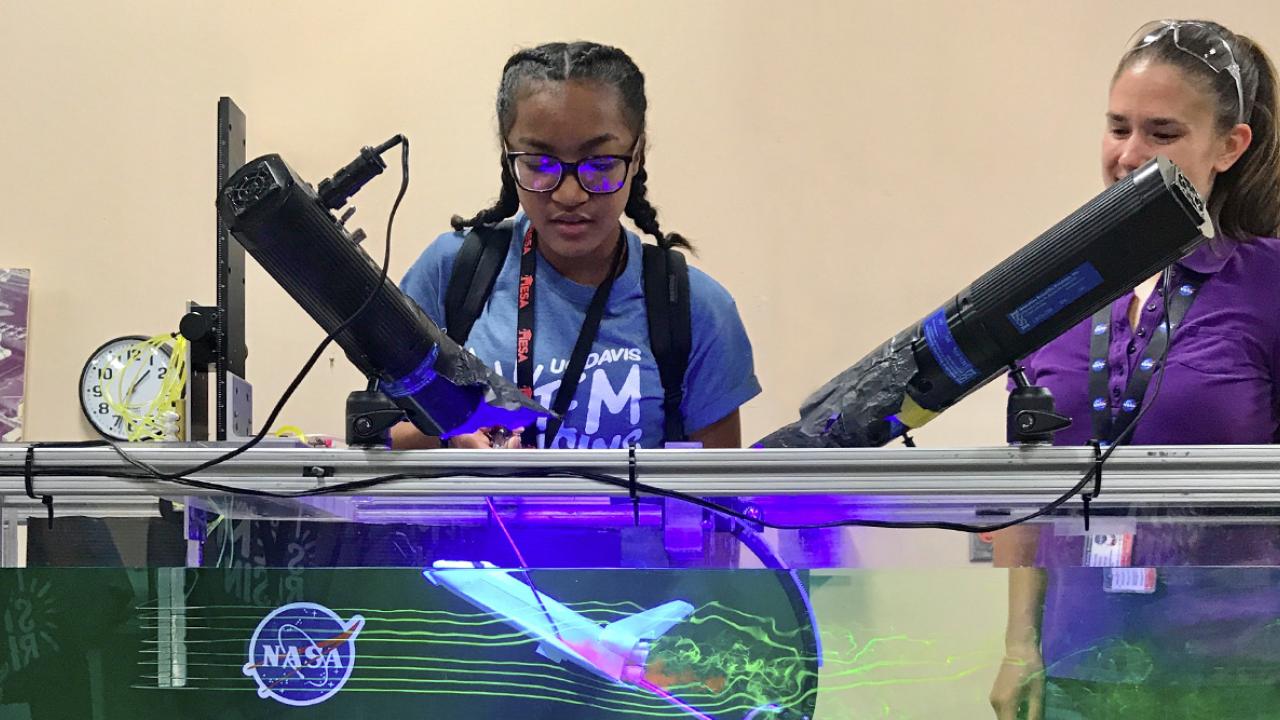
[99,334,189,441]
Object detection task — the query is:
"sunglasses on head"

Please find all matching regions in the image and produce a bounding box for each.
[1127,20,1246,125]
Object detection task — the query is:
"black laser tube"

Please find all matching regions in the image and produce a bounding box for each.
[760,157,1212,448]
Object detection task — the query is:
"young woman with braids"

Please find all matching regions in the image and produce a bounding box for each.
[990,19,1280,720]
[395,41,760,450]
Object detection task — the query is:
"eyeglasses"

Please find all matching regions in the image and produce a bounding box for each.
[505,139,639,195]
[1127,20,1246,125]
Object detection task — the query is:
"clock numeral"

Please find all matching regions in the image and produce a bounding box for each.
[97,402,109,415]
[91,384,102,398]
[99,367,113,380]
[157,367,168,380]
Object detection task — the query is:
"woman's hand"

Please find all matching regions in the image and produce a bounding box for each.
[989,554,1049,720]
[388,423,524,449]
[446,427,524,449]
[989,641,1045,720]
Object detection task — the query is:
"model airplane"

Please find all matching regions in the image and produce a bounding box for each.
[425,560,691,681]
[424,561,811,720]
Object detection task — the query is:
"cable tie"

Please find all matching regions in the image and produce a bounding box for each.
[23,446,55,529]
[628,442,640,527]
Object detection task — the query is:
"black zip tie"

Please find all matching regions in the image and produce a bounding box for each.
[23,446,55,529]
[628,442,639,527]
[1081,439,1106,533]
[1089,439,1105,498]
[901,432,917,448]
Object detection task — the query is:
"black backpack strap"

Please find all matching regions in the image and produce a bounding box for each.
[444,221,514,345]
[642,243,692,443]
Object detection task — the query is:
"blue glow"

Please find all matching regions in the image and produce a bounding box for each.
[884,414,907,438]
[382,346,439,398]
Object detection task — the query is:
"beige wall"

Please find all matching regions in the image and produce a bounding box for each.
[3,0,1277,448]
[3,5,1275,713]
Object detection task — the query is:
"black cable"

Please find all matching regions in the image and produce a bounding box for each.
[18,358,1174,536]
[6,438,1162,535]
[103,137,410,483]
[14,165,1179,537]
[19,266,1177,534]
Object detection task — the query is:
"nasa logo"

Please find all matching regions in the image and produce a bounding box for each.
[242,602,363,706]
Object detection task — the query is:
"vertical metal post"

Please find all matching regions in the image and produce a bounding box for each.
[216,97,248,441]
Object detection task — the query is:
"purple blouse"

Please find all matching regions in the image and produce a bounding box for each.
[1022,235,1280,447]
[1018,236,1280,685]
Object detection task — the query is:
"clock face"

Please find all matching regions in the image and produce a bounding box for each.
[79,336,174,440]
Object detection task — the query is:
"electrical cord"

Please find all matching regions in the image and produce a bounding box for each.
[18,373,1170,535]
[13,143,1179,537]
[9,430,1166,534]
[105,136,409,483]
[18,303,1175,536]
[97,334,189,442]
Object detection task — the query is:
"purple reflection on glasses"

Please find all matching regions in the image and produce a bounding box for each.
[507,152,633,194]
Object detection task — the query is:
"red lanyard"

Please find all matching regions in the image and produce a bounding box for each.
[516,225,626,446]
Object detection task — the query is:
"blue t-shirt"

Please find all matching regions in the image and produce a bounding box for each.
[400,214,761,449]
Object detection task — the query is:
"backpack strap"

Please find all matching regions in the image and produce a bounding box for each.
[642,243,692,443]
[444,221,514,345]
[445,224,693,444]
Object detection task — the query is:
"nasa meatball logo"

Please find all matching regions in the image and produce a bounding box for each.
[243,602,364,706]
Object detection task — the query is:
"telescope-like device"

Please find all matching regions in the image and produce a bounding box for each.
[216,138,549,439]
[760,157,1211,448]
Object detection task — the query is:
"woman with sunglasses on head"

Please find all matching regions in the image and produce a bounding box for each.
[990,19,1280,720]
[394,41,760,451]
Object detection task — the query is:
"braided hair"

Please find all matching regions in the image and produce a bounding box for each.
[450,41,693,251]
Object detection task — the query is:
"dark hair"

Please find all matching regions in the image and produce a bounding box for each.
[1117,20,1280,240]
[450,41,693,251]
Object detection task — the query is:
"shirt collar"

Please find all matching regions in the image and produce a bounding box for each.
[1177,235,1236,276]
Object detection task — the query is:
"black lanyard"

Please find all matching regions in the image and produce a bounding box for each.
[1088,272,1203,445]
[516,225,627,447]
